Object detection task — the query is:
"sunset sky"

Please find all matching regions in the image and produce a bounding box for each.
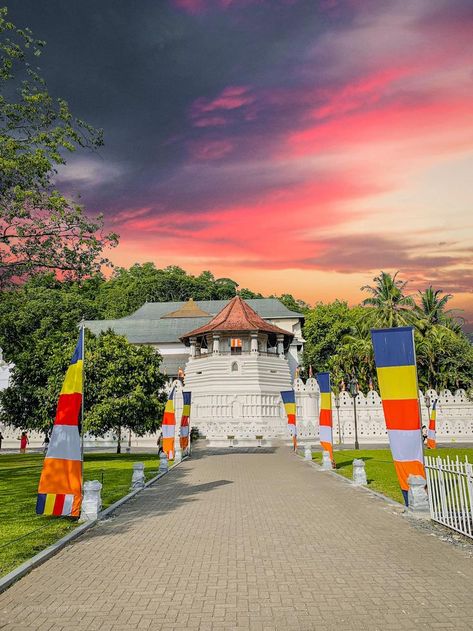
[12,0,473,325]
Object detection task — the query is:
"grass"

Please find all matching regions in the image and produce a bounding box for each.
[312,447,473,505]
[0,452,161,577]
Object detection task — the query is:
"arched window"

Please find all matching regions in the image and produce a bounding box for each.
[231,362,239,372]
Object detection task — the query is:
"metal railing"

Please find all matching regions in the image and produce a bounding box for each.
[425,455,473,539]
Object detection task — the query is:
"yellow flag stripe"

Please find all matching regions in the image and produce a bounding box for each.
[284,403,296,415]
[377,365,418,400]
[320,393,332,410]
[182,405,191,415]
[60,360,83,395]
[44,494,56,515]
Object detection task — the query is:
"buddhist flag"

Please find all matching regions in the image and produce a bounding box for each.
[180,391,191,451]
[371,327,425,505]
[281,390,297,450]
[36,329,83,517]
[317,372,334,463]
[427,400,437,449]
[162,387,176,459]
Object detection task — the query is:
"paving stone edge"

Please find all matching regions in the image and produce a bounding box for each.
[0,456,188,594]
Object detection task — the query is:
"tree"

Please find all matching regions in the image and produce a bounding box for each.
[0,8,118,285]
[96,264,242,318]
[84,332,166,452]
[302,301,366,375]
[361,271,415,327]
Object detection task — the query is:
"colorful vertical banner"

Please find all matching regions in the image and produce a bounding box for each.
[162,387,176,459]
[281,390,297,450]
[371,327,425,505]
[316,372,334,464]
[36,329,83,517]
[180,391,191,451]
[427,400,437,449]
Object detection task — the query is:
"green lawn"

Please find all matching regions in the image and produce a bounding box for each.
[0,452,160,577]
[312,447,473,505]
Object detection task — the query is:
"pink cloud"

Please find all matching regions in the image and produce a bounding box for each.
[188,139,234,160]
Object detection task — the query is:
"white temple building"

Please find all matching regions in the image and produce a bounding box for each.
[84,297,305,379]
[179,296,298,446]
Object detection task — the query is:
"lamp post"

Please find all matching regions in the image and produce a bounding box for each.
[348,377,360,450]
[425,394,431,424]
[334,394,342,446]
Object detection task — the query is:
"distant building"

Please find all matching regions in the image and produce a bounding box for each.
[84,298,304,379]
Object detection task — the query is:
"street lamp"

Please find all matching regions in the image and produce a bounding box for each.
[348,376,360,450]
[425,393,431,424]
[334,394,342,446]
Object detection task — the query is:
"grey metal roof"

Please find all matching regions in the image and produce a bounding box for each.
[84,298,303,345]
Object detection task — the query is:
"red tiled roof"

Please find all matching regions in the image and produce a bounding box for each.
[180,296,293,340]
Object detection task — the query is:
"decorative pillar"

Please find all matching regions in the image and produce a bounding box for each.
[321,450,332,470]
[189,337,197,358]
[159,452,169,473]
[352,459,367,485]
[277,335,284,358]
[407,475,429,513]
[250,332,258,354]
[79,480,102,521]
[212,334,220,355]
[130,462,145,490]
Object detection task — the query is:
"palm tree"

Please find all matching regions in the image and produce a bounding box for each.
[361,271,415,327]
[415,286,462,332]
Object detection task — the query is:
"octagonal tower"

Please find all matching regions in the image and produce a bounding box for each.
[180,296,294,446]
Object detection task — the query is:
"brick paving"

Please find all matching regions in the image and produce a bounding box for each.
[1,445,473,630]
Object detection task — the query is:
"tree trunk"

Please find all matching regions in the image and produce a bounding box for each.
[116,425,121,454]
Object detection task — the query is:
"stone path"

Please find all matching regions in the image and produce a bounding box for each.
[1,446,473,630]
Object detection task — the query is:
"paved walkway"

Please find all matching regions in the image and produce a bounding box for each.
[1,446,473,630]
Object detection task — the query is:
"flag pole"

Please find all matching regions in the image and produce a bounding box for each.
[80,317,85,467]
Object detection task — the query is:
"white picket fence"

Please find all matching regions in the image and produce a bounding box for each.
[425,455,473,539]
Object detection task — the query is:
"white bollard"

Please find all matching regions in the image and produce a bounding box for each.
[304,445,312,461]
[174,448,182,463]
[352,459,367,485]
[80,480,102,522]
[159,452,169,474]
[407,475,429,513]
[321,450,332,471]
[130,462,145,490]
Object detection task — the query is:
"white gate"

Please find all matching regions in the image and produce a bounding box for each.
[425,455,473,539]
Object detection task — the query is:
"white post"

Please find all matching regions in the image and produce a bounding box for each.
[408,475,429,513]
[190,337,197,358]
[352,459,367,485]
[321,450,332,470]
[130,462,145,490]
[304,445,312,461]
[159,452,169,473]
[174,447,182,463]
[80,480,102,521]
[250,332,258,354]
[212,334,220,355]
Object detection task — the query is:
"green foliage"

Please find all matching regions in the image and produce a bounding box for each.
[361,271,415,327]
[303,301,367,380]
[302,273,472,392]
[96,264,242,318]
[0,8,118,285]
[0,274,165,434]
[84,331,166,436]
